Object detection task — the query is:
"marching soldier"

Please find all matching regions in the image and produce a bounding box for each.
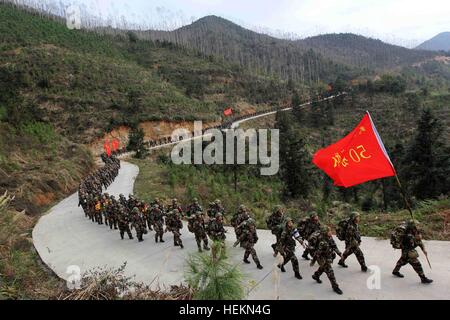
[312,226,343,295]
[165,210,184,248]
[392,220,433,284]
[151,204,165,243]
[168,198,183,215]
[338,212,368,272]
[118,206,133,240]
[231,205,250,243]
[207,213,226,242]
[234,218,263,269]
[297,212,321,260]
[207,199,225,218]
[186,198,203,217]
[277,218,302,280]
[266,205,286,256]
[130,207,147,242]
[190,212,210,252]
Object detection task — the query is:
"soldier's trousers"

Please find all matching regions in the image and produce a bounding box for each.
[108,217,117,229]
[95,212,103,224]
[154,223,164,241]
[172,229,183,246]
[341,243,366,267]
[393,250,425,278]
[281,249,300,274]
[146,217,153,231]
[271,233,281,255]
[314,260,339,289]
[244,244,260,265]
[195,233,208,250]
[302,247,312,258]
[119,225,133,240]
[135,228,144,241]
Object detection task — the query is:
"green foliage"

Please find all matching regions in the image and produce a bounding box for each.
[127,126,145,157]
[402,108,450,199]
[185,242,245,300]
[20,122,57,144]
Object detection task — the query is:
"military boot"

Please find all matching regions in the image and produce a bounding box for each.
[243,258,251,264]
[301,252,310,260]
[256,263,263,270]
[333,285,343,295]
[277,264,286,272]
[159,235,165,243]
[392,271,404,278]
[294,272,302,280]
[312,273,322,283]
[338,260,348,268]
[155,234,159,243]
[421,276,433,284]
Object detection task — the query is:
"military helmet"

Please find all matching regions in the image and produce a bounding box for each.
[132,207,140,214]
[193,198,198,202]
[216,213,223,218]
[214,199,221,204]
[406,219,419,229]
[350,211,360,219]
[309,211,318,218]
[239,204,246,211]
[172,198,178,203]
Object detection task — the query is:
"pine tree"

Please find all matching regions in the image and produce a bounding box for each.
[403,109,450,199]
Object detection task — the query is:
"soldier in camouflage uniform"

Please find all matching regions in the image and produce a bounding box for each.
[297,212,321,260]
[234,218,263,269]
[165,210,184,248]
[231,205,250,244]
[186,198,203,217]
[392,220,433,284]
[207,199,225,218]
[151,204,165,243]
[207,213,227,242]
[190,212,210,252]
[167,198,183,216]
[337,212,368,271]
[312,226,343,295]
[266,205,286,257]
[118,206,133,240]
[108,196,119,230]
[277,218,302,279]
[94,196,103,225]
[130,207,147,242]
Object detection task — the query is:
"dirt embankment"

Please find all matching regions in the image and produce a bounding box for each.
[90,119,221,155]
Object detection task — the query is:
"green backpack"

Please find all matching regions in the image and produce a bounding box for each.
[390,224,407,249]
[336,218,350,241]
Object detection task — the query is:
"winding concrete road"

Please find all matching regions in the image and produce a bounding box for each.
[33,161,450,300]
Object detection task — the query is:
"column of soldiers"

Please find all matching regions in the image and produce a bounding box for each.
[79,160,433,295]
[266,206,433,295]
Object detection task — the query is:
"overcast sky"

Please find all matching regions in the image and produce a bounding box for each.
[41,0,450,47]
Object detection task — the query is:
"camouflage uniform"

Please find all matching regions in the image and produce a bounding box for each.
[231,205,250,245]
[277,218,302,279]
[297,212,321,260]
[190,212,210,252]
[167,199,183,216]
[266,206,285,256]
[130,207,147,242]
[338,212,368,272]
[118,207,133,240]
[107,196,118,230]
[151,204,165,243]
[94,197,103,225]
[165,210,184,248]
[207,213,226,242]
[392,220,433,284]
[312,226,343,295]
[234,219,263,269]
[207,199,225,218]
[186,198,203,217]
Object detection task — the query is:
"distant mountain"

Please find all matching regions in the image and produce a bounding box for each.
[416,32,450,51]
[140,16,438,82]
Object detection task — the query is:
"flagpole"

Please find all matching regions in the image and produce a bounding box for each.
[393,174,414,219]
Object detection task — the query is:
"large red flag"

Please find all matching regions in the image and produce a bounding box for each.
[223,107,233,116]
[111,139,120,152]
[312,111,395,187]
[103,140,111,157]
